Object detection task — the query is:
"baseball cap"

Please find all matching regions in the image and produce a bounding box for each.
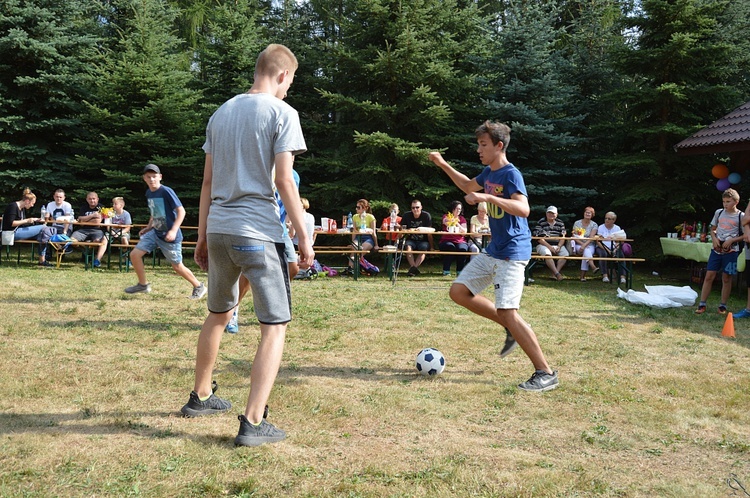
[143,163,161,174]
[546,206,558,214]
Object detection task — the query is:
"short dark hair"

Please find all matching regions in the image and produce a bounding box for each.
[448,200,462,214]
[475,120,511,150]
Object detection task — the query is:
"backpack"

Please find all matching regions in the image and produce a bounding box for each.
[359,256,380,275]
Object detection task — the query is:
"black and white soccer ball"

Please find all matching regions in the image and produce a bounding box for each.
[415,348,445,376]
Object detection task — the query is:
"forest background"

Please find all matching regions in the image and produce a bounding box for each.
[2,0,750,259]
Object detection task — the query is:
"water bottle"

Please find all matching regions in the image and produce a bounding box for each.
[360,212,367,230]
[40,205,46,221]
[347,212,353,230]
[389,209,396,230]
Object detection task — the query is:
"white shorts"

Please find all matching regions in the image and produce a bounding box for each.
[453,253,527,309]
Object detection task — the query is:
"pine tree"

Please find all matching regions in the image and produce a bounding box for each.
[0,0,99,199]
[71,0,204,218]
[290,0,491,220]
[482,0,591,223]
[595,0,749,236]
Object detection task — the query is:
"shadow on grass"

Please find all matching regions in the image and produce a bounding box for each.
[0,411,235,446]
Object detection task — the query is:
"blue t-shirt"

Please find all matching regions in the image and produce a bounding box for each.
[474,163,532,260]
[146,185,183,241]
[276,169,300,235]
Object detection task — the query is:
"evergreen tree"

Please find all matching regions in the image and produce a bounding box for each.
[0,0,99,200]
[483,0,590,222]
[292,0,491,220]
[71,0,204,218]
[595,0,749,236]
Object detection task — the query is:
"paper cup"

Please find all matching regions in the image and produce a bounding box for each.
[321,217,329,231]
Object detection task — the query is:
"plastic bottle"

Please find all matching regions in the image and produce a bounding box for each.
[389,209,397,230]
[347,212,353,230]
[360,212,367,230]
[40,205,46,221]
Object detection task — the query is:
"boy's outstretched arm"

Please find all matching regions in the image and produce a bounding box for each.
[428,152,481,194]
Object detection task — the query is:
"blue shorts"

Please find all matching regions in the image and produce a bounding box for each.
[135,229,183,265]
[706,249,739,275]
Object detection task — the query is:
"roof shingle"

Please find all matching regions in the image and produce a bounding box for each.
[674,101,750,155]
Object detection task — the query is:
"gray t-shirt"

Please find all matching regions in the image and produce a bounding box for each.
[710,208,744,252]
[202,93,307,242]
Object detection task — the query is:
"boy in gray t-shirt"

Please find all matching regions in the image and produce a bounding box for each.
[181,44,314,447]
[696,188,744,315]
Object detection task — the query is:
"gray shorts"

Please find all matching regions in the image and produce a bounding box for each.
[453,253,527,309]
[71,228,104,243]
[135,229,183,264]
[207,233,291,324]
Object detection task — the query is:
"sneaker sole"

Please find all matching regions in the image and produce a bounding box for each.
[517,382,559,393]
[180,405,231,417]
[234,434,286,447]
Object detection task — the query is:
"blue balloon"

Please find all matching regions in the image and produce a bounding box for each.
[717,178,731,191]
[728,172,742,184]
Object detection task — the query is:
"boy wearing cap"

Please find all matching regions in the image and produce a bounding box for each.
[124,164,206,299]
[532,205,568,281]
[429,120,558,392]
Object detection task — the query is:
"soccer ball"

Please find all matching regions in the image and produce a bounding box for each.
[415,348,445,376]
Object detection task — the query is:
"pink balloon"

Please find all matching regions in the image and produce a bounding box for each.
[717,178,731,190]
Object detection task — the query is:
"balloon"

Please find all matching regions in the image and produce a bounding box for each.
[728,172,742,184]
[717,178,731,191]
[712,164,729,179]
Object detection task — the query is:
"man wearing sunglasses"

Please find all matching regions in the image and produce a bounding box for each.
[400,200,433,276]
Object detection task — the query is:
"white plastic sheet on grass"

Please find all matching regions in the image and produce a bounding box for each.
[616,285,698,308]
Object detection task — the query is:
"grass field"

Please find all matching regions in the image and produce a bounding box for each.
[1,258,749,497]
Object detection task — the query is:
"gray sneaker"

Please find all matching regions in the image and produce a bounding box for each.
[499,328,517,358]
[190,282,207,300]
[180,383,231,417]
[518,370,559,392]
[124,282,151,294]
[234,414,286,447]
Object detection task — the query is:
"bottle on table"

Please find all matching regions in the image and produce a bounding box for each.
[389,209,397,230]
[40,205,46,221]
[360,212,367,231]
[347,212,353,230]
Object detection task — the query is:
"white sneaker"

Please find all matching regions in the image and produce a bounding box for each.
[620,275,627,284]
[190,282,207,299]
[602,275,610,283]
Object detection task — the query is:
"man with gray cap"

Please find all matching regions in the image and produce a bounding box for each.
[124,163,207,299]
[532,205,568,280]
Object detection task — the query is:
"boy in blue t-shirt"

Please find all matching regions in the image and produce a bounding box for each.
[429,120,558,392]
[124,164,206,299]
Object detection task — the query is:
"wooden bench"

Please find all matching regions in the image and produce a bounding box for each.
[2,238,106,269]
[526,255,646,288]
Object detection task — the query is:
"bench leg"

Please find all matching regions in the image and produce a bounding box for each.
[525,259,539,285]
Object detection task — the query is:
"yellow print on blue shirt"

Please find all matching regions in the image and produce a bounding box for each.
[484,182,505,220]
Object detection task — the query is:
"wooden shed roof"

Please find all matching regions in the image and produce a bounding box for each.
[674,101,750,155]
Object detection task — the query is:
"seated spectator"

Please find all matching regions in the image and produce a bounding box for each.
[38,189,74,266]
[70,191,107,268]
[348,198,378,272]
[439,200,469,276]
[469,201,490,252]
[400,199,434,276]
[44,189,74,235]
[291,197,316,248]
[532,205,568,281]
[109,197,132,245]
[595,211,627,284]
[380,203,402,245]
[2,189,47,265]
[570,206,599,281]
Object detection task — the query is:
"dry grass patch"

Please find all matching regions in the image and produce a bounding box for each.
[1,263,749,496]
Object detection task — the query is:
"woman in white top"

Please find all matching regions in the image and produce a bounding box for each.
[570,206,599,281]
[469,201,490,252]
[595,211,626,284]
[291,197,316,248]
